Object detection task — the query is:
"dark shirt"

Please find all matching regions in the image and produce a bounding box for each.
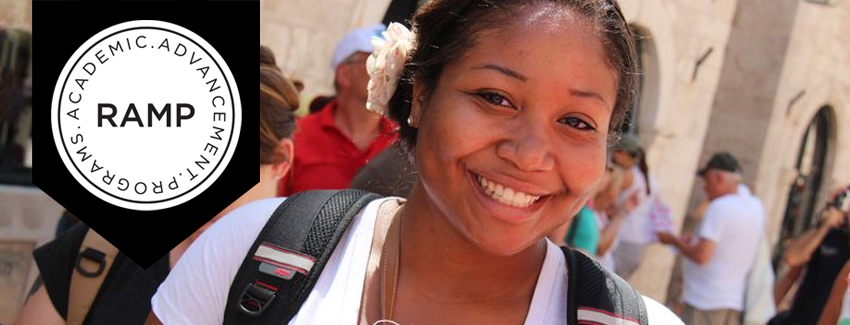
[788,227,850,324]
[33,223,170,325]
[349,143,417,197]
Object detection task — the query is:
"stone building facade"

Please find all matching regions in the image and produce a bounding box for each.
[0,0,30,32]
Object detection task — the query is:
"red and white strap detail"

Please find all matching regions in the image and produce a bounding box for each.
[253,243,316,275]
[577,307,641,325]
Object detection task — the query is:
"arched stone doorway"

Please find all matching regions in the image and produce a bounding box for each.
[772,106,834,268]
[623,24,660,143]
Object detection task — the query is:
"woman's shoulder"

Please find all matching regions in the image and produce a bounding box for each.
[152,195,393,324]
[180,197,291,273]
[191,197,289,251]
[198,194,396,253]
[225,196,283,220]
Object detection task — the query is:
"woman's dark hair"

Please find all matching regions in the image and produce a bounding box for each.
[386,0,638,149]
[260,45,276,67]
[260,45,298,165]
[618,146,651,195]
[309,95,336,114]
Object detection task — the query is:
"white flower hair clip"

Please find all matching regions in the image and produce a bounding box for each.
[366,22,415,115]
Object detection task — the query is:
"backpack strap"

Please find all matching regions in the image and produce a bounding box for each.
[68,228,118,325]
[224,189,382,324]
[563,246,649,325]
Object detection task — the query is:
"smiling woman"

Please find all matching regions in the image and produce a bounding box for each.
[148,1,681,324]
[400,3,624,259]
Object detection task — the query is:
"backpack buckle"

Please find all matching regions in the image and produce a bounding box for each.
[237,283,277,316]
[75,248,107,277]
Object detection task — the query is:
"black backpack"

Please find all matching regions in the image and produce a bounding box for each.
[224,190,648,324]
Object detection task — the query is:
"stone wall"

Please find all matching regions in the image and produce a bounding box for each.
[0,0,31,32]
[755,0,850,246]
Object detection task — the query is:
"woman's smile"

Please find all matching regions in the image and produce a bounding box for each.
[467,169,553,224]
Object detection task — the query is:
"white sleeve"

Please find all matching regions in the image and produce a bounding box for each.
[151,198,285,325]
[697,202,724,243]
[642,295,684,324]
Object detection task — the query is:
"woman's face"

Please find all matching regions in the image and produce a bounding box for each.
[411,10,618,256]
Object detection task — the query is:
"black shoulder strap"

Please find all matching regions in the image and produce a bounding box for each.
[223,189,382,324]
[563,246,649,325]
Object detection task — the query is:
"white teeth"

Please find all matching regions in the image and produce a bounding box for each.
[503,187,515,202]
[476,175,541,208]
[513,192,526,207]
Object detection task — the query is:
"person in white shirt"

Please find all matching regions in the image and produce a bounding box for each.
[610,134,655,278]
[658,152,764,325]
[149,1,682,324]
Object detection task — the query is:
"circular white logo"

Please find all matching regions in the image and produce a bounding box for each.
[51,20,241,211]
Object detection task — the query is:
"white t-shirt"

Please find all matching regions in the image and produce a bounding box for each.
[617,166,654,245]
[681,192,765,311]
[152,197,681,324]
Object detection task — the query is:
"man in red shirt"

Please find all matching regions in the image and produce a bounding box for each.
[280,25,398,196]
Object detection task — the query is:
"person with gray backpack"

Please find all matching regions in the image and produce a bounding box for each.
[13,46,299,325]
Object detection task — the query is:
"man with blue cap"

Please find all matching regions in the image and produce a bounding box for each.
[280,24,399,196]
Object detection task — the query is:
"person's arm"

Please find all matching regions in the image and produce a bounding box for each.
[679,201,731,265]
[774,264,803,307]
[13,285,64,325]
[596,213,625,256]
[620,169,634,193]
[818,260,850,325]
[145,311,162,325]
[658,200,722,265]
[597,192,638,256]
[666,235,716,265]
[784,208,843,267]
